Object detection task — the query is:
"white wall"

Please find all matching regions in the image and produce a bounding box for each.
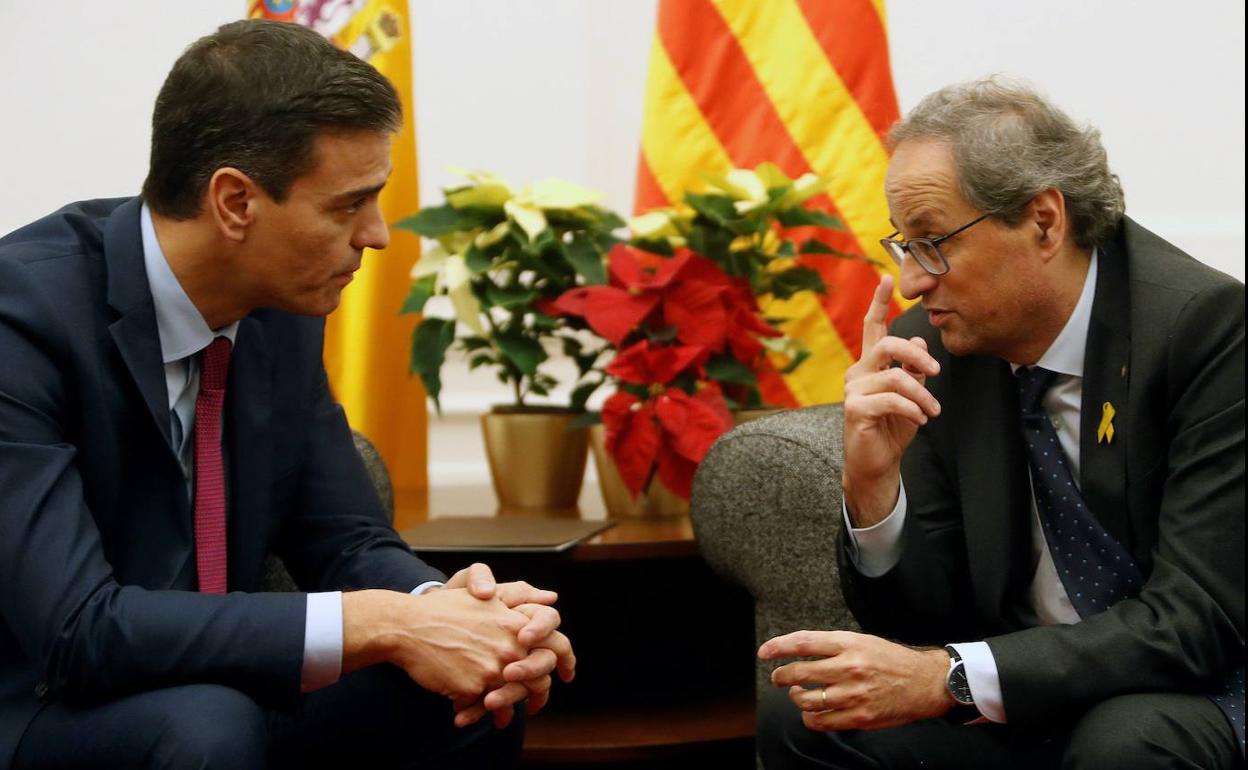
[3,1,1243,494]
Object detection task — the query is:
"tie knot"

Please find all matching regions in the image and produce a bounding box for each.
[1017,365,1057,415]
[200,337,232,391]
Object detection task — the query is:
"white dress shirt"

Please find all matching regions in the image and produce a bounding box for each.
[844,251,1099,723]
[140,205,439,694]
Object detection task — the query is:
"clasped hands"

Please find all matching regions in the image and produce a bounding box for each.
[437,562,575,729]
[341,562,575,731]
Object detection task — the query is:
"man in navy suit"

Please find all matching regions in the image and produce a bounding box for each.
[757,79,1243,768]
[0,19,573,769]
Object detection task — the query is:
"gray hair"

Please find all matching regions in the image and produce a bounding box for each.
[889,77,1125,249]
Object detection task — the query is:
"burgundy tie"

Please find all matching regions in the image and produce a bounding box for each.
[194,337,232,593]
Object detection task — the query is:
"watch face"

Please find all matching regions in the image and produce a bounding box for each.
[948,663,974,706]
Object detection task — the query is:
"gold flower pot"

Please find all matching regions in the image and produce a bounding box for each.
[481,408,588,514]
[589,425,690,519]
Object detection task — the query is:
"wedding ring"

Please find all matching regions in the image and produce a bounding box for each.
[821,687,829,710]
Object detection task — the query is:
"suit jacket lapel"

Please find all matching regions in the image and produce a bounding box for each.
[1080,239,1132,549]
[953,354,1036,631]
[104,198,174,450]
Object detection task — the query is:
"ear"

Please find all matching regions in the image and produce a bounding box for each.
[1028,187,1067,261]
[206,167,258,243]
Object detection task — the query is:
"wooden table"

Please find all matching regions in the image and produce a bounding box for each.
[394,485,757,769]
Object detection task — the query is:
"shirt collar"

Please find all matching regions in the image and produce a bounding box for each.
[1009,248,1098,377]
[141,203,238,363]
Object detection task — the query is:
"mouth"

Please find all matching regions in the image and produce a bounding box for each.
[333,263,362,284]
[925,308,952,327]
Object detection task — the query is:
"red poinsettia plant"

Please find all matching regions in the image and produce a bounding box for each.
[542,164,848,501]
[543,244,785,500]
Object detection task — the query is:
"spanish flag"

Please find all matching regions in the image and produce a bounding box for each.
[636,0,905,405]
[249,0,428,508]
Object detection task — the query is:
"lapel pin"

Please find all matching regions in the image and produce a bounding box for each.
[1097,401,1116,444]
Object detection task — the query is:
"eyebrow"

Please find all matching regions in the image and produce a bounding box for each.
[330,180,388,205]
[903,212,934,230]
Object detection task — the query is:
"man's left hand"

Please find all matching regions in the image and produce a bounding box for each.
[759,630,953,731]
[443,564,575,728]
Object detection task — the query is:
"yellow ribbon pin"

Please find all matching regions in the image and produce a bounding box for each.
[1097,402,1116,444]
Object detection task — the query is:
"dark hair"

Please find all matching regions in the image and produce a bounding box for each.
[142,19,401,220]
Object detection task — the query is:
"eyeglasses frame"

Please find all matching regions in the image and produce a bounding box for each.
[880,212,992,276]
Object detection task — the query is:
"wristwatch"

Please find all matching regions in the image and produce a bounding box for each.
[943,645,975,707]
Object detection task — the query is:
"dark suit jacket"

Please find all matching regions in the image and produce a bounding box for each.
[0,197,444,767]
[840,217,1245,725]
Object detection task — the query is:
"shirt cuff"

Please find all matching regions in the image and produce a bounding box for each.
[842,482,907,577]
[412,581,443,595]
[300,591,343,693]
[949,641,1006,723]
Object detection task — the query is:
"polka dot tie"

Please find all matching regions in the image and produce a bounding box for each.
[193,337,232,594]
[1018,366,1243,756]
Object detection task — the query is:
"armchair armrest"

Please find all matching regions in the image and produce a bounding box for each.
[691,404,859,701]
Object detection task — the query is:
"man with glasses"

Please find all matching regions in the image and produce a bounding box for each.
[757,78,1244,768]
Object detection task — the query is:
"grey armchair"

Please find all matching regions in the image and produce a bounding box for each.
[690,404,859,707]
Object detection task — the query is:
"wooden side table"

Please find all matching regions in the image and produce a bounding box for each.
[395,487,757,769]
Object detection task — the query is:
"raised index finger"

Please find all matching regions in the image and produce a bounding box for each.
[861,274,894,356]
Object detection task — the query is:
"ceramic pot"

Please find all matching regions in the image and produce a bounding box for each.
[480,406,588,513]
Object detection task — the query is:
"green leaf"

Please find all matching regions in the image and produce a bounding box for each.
[561,336,584,357]
[798,238,859,259]
[647,325,679,344]
[494,333,547,376]
[530,312,560,332]
[485,284,538,309]
[569,380,600,412]
[468,352,495,370]
[705,355,758,387]
[410,317,457,414]
[685,192,738,225]
[769,266,827,299]
[393,205,483,238]
[566,232,608,285]
[779,347,811,375]
[777,240,796,257]
[568,410,603,430]
[464,243,493,273]
[630,237,675,257]
[400,274,438,315]
[574,351,601,375]
[460,336,492,352]
[775,208,844,229]
[687,224,734,263]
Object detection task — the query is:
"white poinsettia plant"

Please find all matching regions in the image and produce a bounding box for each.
[397,170,624,412]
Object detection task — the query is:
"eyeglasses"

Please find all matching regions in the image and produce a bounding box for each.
[879,212,991,276]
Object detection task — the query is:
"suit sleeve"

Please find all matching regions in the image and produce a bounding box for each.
[0,258,306,707]
[272,335,446,593]
[988,279,1245,723]
[837,314,984,646]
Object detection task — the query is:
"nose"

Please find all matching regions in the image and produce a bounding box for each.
[897,252,938,301]
[352,200,390,251]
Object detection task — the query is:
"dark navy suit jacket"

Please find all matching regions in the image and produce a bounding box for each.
[0,197,444,766]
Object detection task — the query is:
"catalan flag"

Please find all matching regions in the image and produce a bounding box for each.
[636,0,906,405]
[249,0,428,509]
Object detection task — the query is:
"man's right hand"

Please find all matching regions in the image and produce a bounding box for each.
[842,275,942,527]
[340,588,529,706]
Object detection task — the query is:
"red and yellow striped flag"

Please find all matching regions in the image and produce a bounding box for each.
[636,0,907,405]
[249,0,428,510]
